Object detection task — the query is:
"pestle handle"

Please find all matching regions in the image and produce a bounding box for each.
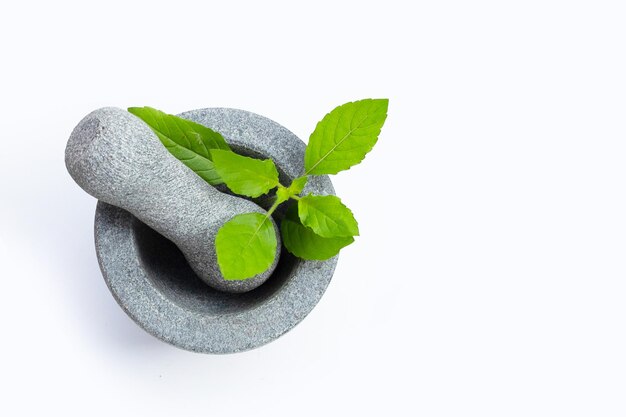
[65,107,279,293]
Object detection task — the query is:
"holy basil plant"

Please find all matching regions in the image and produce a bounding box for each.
[128,99,389,280]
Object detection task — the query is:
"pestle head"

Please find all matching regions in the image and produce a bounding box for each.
[65,107,280,293]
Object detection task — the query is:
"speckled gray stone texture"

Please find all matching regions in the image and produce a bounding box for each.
[94,108,337,353]
[65,107,278,293]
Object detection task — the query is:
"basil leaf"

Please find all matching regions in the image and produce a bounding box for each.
[128,107,230,185]
[276,176,308,203]
[211,149,280,197]
[298,194,359,238]
[287,176,308,195]
[304,99,388,175]
[281,205,353,260]
[215,213,277,280]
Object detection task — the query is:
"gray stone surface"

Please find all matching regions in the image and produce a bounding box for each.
[93,108,338,353]
[65,107,278,293]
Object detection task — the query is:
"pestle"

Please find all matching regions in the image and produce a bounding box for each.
[65,107,280,293]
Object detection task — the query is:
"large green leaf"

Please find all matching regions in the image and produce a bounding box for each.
[211,149,279,197]
[128,107,230,185]
[281,205,354,260]
[304,99,389,175]
[215,213,277,280]
[298,194,359,238]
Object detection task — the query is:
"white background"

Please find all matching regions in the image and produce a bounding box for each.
[1,0,625,415]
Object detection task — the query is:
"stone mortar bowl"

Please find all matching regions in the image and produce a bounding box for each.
[92,108,337,353]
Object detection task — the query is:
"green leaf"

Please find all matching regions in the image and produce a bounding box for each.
[276,176,308,202]
[215,213,277,280]
[128,106,230,185]
[298,194,359,238]
[304,99,389,175]
[275,186,291,204]
[281,205,354,260]
[211,149,280,197]
[287,176,308,195]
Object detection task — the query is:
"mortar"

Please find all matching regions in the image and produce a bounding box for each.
[76,108,337,353]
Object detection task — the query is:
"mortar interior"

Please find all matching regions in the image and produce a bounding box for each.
[134,143,300,316]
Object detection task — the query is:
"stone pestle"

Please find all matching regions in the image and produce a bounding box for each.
[65,107,279,293]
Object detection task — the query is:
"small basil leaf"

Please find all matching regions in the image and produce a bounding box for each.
[211,149,280,198]
[281,205,353,260]
[298,194,359,238]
